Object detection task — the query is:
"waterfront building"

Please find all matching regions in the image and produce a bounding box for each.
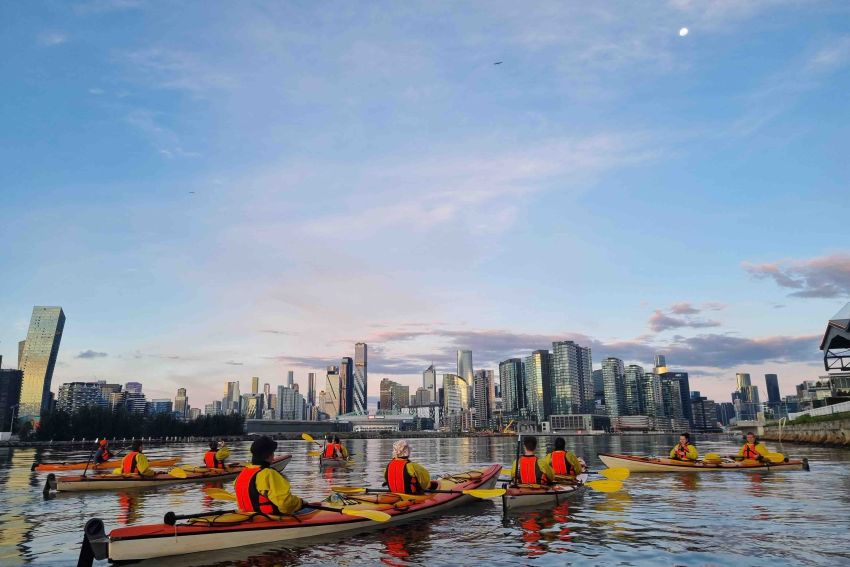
[423,364,437,404]
[659,370,692,423]
[765,374,781,404]
[18,306,66,422]
[107,391,125,411]
[287,371,294,388]
[146,399,173,415]
[602,357,626,417]
[98,383,121,402]
[0,368,23,431]
[733,373,761,420]
[339,357,353,414]
[592,369,605,406]
[411,387,431,407]
[204,401,222,416]
[251,376,259,395]
[661,377,684,419]
[307,372,316,405]
[277,386,306,420]
[57,381,108,412]
[473,369,495,428]
[499,358,525,415]
[18,341,26,369]
[125,391,147,414]
[189,407,201,419]
[641,371,664,417]
[379,378,409,412]
[125,381,142,394]
[550,341,593,415]
[354,342,368,414]
[223,381,241,414]
[523,350,552,421]
[717,401,735,425]
[654,354,667,373]
[174,388,189,418]
[624,364,645,415]
[241,393,263,419]
[442,374,469,415]
[457,350,474,407]
[324,366,340,418]
[691,395,720,432]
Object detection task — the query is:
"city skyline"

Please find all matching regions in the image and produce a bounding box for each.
[2,2,849,407]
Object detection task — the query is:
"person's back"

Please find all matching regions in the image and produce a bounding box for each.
[234,436,304,515]
[510,436,554,486]
[204,440,230,469]
[94,440,112,464]
[384,440,431,495]
[545,438,583,478]
[121,441,154,477]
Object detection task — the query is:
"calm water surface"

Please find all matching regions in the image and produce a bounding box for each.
[0,435,848,566]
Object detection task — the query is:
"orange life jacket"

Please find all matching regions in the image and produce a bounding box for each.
[674,444,691,460]
[95,448,112,464]
[323,443,341,458]
[742,443,761,459]
[122,451,140,474]
[204,450,224,469]
[518,455,545,484]
[234,466,280,516]
[385,458,419,494]
[550,450,576,476]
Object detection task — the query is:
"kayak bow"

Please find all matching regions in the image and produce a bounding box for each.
[598,453,810,473]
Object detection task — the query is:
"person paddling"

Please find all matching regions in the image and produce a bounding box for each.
[94,439,113,464]
[204,440,231,469]
[736,432,769,461]
[384,440,435,495]
[122,440,154,477]
[234,436,305,516]
[323,435,349,460]
[669,432,698,461]
[509,436,554,486]
[543,437,584,480]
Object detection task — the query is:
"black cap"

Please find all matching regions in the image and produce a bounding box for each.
[131,440,143,451]
[250,435,278,457]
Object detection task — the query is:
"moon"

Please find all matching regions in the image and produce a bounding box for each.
[679,27,689,37]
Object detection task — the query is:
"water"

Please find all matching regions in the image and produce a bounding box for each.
[1,435,848,566]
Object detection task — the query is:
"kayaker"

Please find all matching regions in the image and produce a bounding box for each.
[736,432,769,461]
[669,432,698,461]
[384,440,435,495]
[204,440,231,469]
[509,436,555,486]
[122,440,154,477]
[94,439,112,464]
[543,437,584,479]
[234,436,305,516]
[322,436,349,460]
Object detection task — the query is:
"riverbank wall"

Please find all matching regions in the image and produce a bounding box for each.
[762,418,850,447]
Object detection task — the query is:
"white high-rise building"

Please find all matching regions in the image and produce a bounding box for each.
[423,364,437,403]
[602,357,626,417]
[457,350,474,407]
[550,341,593,415]
[442,374,469,414]
[624,364,645,415]
[18,306,66,422]
[323,366,340,418]
[354,342,368,414]
[499,358,525,415]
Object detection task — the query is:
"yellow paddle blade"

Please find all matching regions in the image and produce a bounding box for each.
[501,468,513,476]
[301,433,315,443]
[585,480,622,493]
[766,453,785,463]
[339,508,391,522]
[111,467,121,474]
[205,488,237,501]
[704,453,722,461]
[597,467,630,481]
[331,486,368,494]
[307,451,321,457]
[462,488,505,499]
[168,467,188,479]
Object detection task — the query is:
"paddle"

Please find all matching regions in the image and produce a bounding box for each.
[496,477,623,493]
[301,433,322,446]
[203,488,391,522]
[168,467,188,479]
[499,466,630,481]
[330,486,506,499]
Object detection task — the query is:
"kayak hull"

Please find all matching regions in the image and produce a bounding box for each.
[501,474,588,511]
[98,465,501,562]
[51,455,291,491]
[318,457,350,468]
[33,457,181,472]
[598,453,807,473]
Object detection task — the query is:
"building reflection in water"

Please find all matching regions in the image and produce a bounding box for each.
[0,448,38,563]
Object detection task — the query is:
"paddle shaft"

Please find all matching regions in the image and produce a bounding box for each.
[165,503,380,527]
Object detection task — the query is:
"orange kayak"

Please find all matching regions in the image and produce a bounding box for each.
[32,457,181,472]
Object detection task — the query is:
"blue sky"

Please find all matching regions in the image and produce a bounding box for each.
[2,0,849,408]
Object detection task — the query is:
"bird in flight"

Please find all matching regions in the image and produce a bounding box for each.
[494,61,503,65]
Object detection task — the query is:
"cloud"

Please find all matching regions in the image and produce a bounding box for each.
[88,88,105,95]
[37,32,68,47]
[76,350,107,359]
[124,108,200,158]
[225,360,244,366]
[259,329,294,336]
[120,47,237,94]
[648,302,723,332]
[743,254,850,298]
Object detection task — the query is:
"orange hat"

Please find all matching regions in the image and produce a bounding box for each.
[99,439,108,447]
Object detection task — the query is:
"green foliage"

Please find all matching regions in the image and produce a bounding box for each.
[787,411,850,425]
[34,407,244,441]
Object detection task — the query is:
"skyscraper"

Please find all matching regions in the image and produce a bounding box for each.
[641,371,664,417]
[379,378,409,412]
[251,376,259,395]
[550,341,593,415]
[354,342,368,414]
[423,364,437,403]
[457,350,473,406]
[473,369,495,428]
[654,354,667,373]
[658,369,692,423]
[174,388,189,418]
[624,364,645,415]
[0,368,23,431]
[602,357,626,417]
[224,381,240,414]
[442,374,469,414]
[523,350,552,421]
[324,366,340,418]
[499,358,525,415]
[733,373,761,420]
[287,371,294,388]
[661,377,684,419]
[765,374,780,404]
[592,369,605,405]
[57,381,108,413]
[307,372,316,405]
[339,357,353,414]
[17,340,26,369]
[18,306,66,422]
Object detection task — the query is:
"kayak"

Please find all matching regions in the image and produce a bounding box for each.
[501,474,588,511]
[32,457,181,472]
[598,453,809,472]
[79,464,500,563]
[46,455,291,492]
[319,456,351,468]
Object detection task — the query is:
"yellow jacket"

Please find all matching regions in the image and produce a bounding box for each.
[542,451,584,478]
[236,464,303,515]
[669,443,698,461]
[215,446,231,462]
[509,455,555,484]
[115,452,154,476]
[738,442,768,459]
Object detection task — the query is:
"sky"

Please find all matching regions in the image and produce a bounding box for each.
[1,0,849,409]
